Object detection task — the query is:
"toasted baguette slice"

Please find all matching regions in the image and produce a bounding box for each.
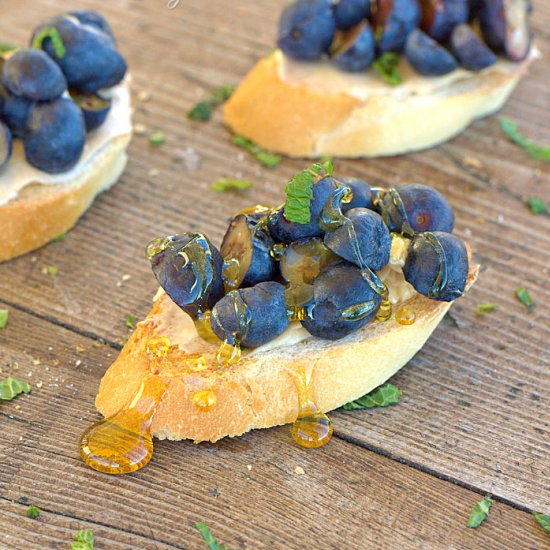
[0,83,132,263]
[96,260,479,443]
[223,50,535,158]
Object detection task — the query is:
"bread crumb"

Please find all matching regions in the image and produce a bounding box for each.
[293,466,305,475]
[134,123,147,135]
[32,359,41,366]
[75,344,86,353]
[36,381,43,389]
[122,274,131,282]
[75,360,82,367]
[148,168,160,178]
[463,156,484,170]
[246,464,252,471]
[137,90,151,102]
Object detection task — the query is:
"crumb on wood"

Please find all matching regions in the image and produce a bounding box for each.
[293,466,305,475]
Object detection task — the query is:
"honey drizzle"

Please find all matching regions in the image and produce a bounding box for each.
[422,232,449,299]
[395,306,416,325]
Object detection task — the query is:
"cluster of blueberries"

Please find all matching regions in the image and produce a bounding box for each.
[278,0,532,76]
[0,10,126,173]
[147,173,469,348]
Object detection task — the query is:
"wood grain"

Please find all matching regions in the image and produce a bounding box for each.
[0,305,548,549]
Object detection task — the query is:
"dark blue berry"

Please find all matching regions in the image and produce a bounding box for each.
[374,0,422,53]
[2,93,33,138]
[332,22,376,72]
[333,0,371,30]
[268,177,339,243]
[69,90,111,131]
[0,121,12,170]
[405,29,459,76]
[24,97,86,173]
[450,24,497,71]
[69,10,115,41]
[403,231,468,301]
[301,262,382,339]
[278,0,336,61]
[221,213,277,289]
[340,177,373,212]
[381,184,455,234]
[210,281,289,347]
[147,233,225,318]
[2,49,66,101]
[324,208,391,270]
[421,0,470,42]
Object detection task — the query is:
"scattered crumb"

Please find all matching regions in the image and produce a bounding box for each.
[463,228,472,238]
[246,464,252,471]
[75,360,82,368]
[122,274,131,282]
[148,168,160,178]
[497,214,505,224]
[15,405,20,410]
[19,436,23,441]
[36,381,43,389]
[134,123,147,135]
[179,146,201,171]
[48,347,53,352]
[75,344,86,353]
[32,359,41,366]
[137,90,151,102]
[463,156,484,170]
[293,466,305,475]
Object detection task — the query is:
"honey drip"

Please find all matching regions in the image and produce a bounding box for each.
[193,389,217,412]
[193,311,221,344]
[79,375,167,474]
[291,367,333,449]
[395,306,416,325]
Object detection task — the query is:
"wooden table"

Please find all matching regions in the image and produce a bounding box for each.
[1,1,549,548]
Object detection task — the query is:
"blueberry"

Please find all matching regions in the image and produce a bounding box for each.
[278,0,337,60]
[69,10,115,41]
[32,15,127,93]
[374,0,422,53]
[24,97,86,173]
[450,24,497,71]
[333,0,371,30]
[403,231,468,301]
[221,213,277,290]
[2,93,33,138]
[324,208,391,270]
[340,177,373,212]
[420,0,470,42]
[2,49,66,101]
[0,121,12,170]
[332,22,376,72]
[405,29,459,76]
[147,233,225,318]
[381,184,455,234]
[268,177,339,243]
[210,281,289,347]
[301,262,382,339]
[69,89,111,131]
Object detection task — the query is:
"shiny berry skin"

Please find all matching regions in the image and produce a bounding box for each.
[210,281,289,347]
[268,177,339,243]
[24,97,86,173]
[2,93,33,139]
[301,262,382,339]
[31,15,127,93]
[332,22,376,72]
[420,0,470,42]
[2,49,67,101]
[381,184,455,234]
[324,208,391,270]
[0,121,12,170]
[450,24,497,71]
[405,29,459,76]
[69,90,111,132]
[278,0,336,60]
[69,10,115,41]
[340,177,373,212]
[148,233,225,318]
[374,0,422,53]
[333,0,371,29]
[403,231,468,301]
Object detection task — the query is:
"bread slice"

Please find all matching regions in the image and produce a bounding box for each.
[0,84,132,262]
[96,259,479,443]
[223,50,535,158]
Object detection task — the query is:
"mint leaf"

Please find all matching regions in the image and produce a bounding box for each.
[373,53,402,86]
[71,529,94,550]
[515,287,535,310]
[532,512,550,535]
[476,304,497,316]
[124,314,137,329]
[26,506,40,519]
[53,231,67,242]
[149,130,165,147]
[500,118,550,161]
[232,135,281,168]
[188,84,235,121]
[194,522,228,550]
[527,197,548,215]
[0,309,8,329]
[188,101,212,121]
[211,178,253,193]
[0,43,17,54]
[31,27,65,58]
[343,383,402,410]
[0,378,31,401]
[467,495,492,528]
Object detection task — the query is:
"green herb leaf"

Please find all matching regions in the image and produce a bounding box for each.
[476,304,497,316]
[26,506,41,519]
[500,117,550,161]
[31,27,66,58]
[149,130,165,147]
[232,135,281,169]
[532,512,550,535]
[42,265,59,276]
[188,84,235,121]
[71,529,94,550]
[188,101,213,121]
[0,309,8,329]
[342,383,402,410]
[526,197,548,215]
[467,495,492,528]
[194,522,228,550]
[211,178,254,193]
[124,314,137,329]
[0,377,31,401]
[515,287,535,310]
[0,42,17,54]
[373,52,402,86]
[53,231,67,242]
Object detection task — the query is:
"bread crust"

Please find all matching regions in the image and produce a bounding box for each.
[223,52,533,158]
[96,261,479,443]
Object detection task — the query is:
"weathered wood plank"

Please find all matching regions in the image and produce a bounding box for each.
[0,306,548,549]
